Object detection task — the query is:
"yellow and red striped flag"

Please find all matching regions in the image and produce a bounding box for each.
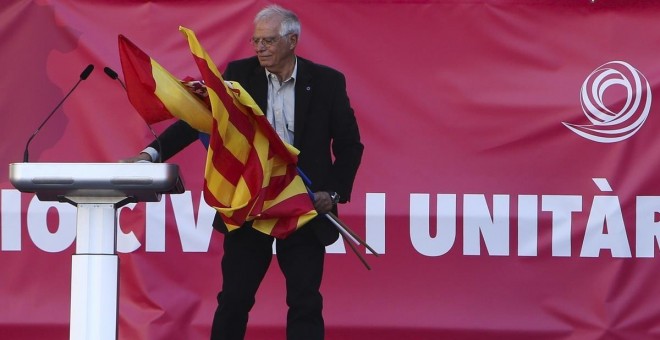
[118,34,212,133]
[179,26,317,238]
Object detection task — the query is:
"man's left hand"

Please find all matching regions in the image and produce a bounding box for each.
[313,191,334,214]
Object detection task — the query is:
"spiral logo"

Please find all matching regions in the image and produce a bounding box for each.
[563,61,652,143]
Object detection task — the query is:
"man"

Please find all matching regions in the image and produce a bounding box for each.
[124,4,363,340]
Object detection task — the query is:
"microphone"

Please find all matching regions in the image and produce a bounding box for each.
[103,66,126,90]
[80,64,94,80]
[23,64,95,162]
[104,66,162,163]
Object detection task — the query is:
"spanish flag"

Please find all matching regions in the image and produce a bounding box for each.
[179,26,317,238]
[118,34,212,133]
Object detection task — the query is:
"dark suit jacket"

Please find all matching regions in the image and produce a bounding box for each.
[150,56,363,245]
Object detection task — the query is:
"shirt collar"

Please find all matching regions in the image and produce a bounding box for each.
[265,56,298,83]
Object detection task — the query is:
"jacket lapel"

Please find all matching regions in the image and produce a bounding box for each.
[248,64,268,113]
[294,58,312,148]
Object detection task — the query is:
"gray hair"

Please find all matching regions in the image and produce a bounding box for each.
[254,4,301,37]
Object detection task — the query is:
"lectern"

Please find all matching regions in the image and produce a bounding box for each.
[9,162,185,340]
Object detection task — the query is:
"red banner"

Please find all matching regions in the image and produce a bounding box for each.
[2,1,660,339]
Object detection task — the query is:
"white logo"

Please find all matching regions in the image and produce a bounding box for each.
[563,61,652,143]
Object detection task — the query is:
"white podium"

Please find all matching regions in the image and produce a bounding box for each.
[9,162,185,340]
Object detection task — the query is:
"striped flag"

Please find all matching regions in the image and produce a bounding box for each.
[179,26,317,238]
[118,34,213,133]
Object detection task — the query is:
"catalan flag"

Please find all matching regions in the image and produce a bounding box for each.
[118,34,213,133]
[179,26,317,238]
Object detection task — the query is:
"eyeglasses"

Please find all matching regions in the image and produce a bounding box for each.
[249,34,291,47]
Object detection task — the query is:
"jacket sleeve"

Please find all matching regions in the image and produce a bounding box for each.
[328,72,364,203]
[147,119,200,161]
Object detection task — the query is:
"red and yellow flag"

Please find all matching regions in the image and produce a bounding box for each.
[179,26,317,238]
[118,34,212,133]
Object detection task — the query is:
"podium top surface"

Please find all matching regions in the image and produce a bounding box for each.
[9,162,185,202]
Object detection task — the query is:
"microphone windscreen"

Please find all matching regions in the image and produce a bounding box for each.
[103,66,118,80]
[80,64,94,80]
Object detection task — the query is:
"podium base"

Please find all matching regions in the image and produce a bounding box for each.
[70,254,119,340]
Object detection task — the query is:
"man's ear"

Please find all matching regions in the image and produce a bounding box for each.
[289,34,298,50]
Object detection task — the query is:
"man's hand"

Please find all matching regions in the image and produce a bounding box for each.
[182,80,209,98]
[313,191,334,214]
[119,152,152,163]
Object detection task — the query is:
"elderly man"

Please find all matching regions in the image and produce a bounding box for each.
[126,5,363,340]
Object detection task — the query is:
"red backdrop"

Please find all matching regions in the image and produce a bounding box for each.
[2,0,660,339]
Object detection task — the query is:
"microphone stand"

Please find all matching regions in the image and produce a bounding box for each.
[104,66,163,163]
[23,64,95,162]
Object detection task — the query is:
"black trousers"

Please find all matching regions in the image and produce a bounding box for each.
[210,225,326,340]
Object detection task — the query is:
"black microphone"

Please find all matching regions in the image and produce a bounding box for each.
[80,64,94,80]
[104,66,162,163]
[103,66,126,90]
[23,64,95,162]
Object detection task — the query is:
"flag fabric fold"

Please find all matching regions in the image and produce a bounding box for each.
[178,26,317,238]
[118,34,213,133]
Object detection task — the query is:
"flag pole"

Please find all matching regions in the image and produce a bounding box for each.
[296,167,378,270]
[326,212,380,257]
[327,214,372,270]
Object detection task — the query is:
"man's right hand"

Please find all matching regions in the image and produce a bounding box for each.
[119,152,153,163]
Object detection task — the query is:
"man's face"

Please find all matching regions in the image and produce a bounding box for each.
[252,17,296,71]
